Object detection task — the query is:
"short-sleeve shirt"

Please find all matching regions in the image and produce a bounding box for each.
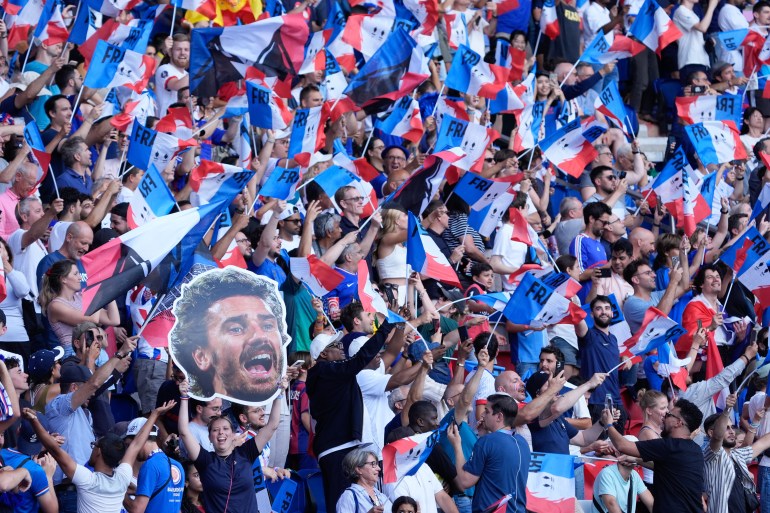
[290,381,311,454]
[593,463,648,513]
[7,228,47,310]
[0,448,51,513]
[0,188,21,240]
[635,437,704,513]
[623,291,665,334]
[56,168,93,196]
[134,451,185,511]
[579,327,621,405]
[45,392,95,484]
[155,63,187,116]
[465,369,496,432]
[71,463,133,513]
[194,442,262,513]
[491,224,527,291]
[463,430,530,513]
[673,5,709,68]
[528,414,578,454]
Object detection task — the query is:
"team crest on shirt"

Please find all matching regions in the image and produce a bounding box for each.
[171,465,182,485]
[160,70,168,79]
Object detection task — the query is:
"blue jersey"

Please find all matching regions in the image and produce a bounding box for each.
[0,449,51,513]
[135,451,185,511]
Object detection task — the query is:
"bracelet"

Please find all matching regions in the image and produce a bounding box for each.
[720,209,729,214]
[748,427,757,434]
[740,355,750,365]
[751,421,761,428]
[653,223,660,227]
[457,361,465,368]
[180,396,189,400]
[267,139,275,143]
[115,352,127,360]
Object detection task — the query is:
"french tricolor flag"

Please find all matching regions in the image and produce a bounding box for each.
[620,307,687,359]
[156,107,194,141]
[628,0,681,54]
[7,0,42,49]
[540,0,560,40]
[595,82,632,137]
[580,33,645,64]
[23,122,51,184]
[79,18,152,64]
[646,146,689,218]
[513,100,546,151]
[358,260,389,315]
[34,0,69,46]
[445,45,508,99]
[2,0,26,16]
[127,122,197,176]
[435,114,499,172]
[526,452,577,513]
[683,120,747,167]
[675,94,742,126]
[502,273,586,328]
[246,81,292,131]
[494,39,526,82]
[333,151,381,182]
[217,240,247,270]
[540,117,607,178]
[289,255,345,297]
[376,96,424,143]
[407,212,461,287]
[342,13,395,60]
[382,430,439,484]
[490,83,525,115]
[188,161,254,207]
[299,29,331,75]
[83,42,156,94]
[738,248,770,306]
[682,164,711,236]
[127,165,176,230]
[288,104,330,168]
[720,226,763,276]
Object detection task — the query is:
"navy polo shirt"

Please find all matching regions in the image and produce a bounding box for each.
[578,326,621,405]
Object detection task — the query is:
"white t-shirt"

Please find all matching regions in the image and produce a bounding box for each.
[583,2,612,48]
[48,221,73,253]
[465,368,496,432]
[717,3,749,72]
[7,228,47,313]
[386,463,442,513]
[155,63,187,117]
[357,364,392,457]
[116,187,135,204]
[490,224,527,291]
[673,6,710,68]
[72,463,133,513]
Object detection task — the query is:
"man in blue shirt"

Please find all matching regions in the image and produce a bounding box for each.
[56,137,94,196]
[447,394,530,513]
[569,201,612,302]
[123,416,185,513]
[325,242,363,309]
[576,295,629,433]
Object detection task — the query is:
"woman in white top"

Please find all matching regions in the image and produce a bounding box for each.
[741,107,764,167]
[637,389,668,489]
[0,238,31,357]
[376,209,408,306]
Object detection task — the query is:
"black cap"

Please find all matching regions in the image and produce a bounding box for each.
[525,371,551,399]
[59,363,91,385]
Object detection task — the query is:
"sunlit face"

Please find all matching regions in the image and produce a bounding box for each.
[171,41,190,69]
[646,396,668,427]
[208,417,235,453]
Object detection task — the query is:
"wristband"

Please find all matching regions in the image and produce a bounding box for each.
[740,354,750,365]
[457,361,465,368]
[751,421,760,428]
[180,396,190,400]
[115,352,127,359]
[653,223,660,227]
[748,427,757,434]
[720,209,729,214]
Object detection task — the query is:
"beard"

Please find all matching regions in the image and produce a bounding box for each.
[661,425,671,438]
[594,316,611,329]
[723,439,737,448]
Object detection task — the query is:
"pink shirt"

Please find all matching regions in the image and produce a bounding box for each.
[0,189,21,241]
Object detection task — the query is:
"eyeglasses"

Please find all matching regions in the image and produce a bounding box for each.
[435,209,449,217]
[596,218,611,226]
[235,238,250,244]
[90,332,104,342]
[603,174,618,181]
[90,440,101,449]
[634,270,655,278]
[485,158,495,163]
[360,461,379,468]
[343,196,365,203]
[665,412,683,422]
[285,218,301,224]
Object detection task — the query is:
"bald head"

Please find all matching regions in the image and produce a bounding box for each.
[12,162,40,197]
[495,371,525,402]
[555,62,573,83]
[629,227,655,259]
[63,221,93,260]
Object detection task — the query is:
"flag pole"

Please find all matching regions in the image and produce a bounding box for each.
[607,357,633,374]
[632,188,654,216]
[136,292,167,338]
[532,30,543,59]
[722,273,735,314]
[49,164,60,199]
[360,129,374,158]
[558,61,578,88]
[485,315,502,350]
[624,115,637,141]
[357,204,382,232]
[170,4,178,37]
[21,40,34,74]
[69,88,85,124]
[430,84,446,118]
[454,225,469,271]
[300,282,336,331]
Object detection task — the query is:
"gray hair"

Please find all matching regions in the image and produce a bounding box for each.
[16,196,41,225]
[341,449,379,483]
[388,386,408,412]
[615,144,633,160]
[559,196,582,217]
[313,212,340,239]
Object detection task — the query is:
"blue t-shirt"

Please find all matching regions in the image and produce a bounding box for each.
[0,449,50,513]
[135,451,185,510]
[326,267,358,308]
[528,414,578,454]
[569,233,607,302]
[36,251,88,291]
[248,258,287,287]
[579,327,621,405]
[463,430,530,513]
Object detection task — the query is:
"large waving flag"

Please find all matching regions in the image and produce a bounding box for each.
[127,165,176,229]
[645,146,689,217]
[684,120,747,167]
[540,117,607,178]
[468,192,515,237]
[580,33,645,64]
[675,94,742,125]
[502,273,586,328]
[80,201,227,315]
[23,122,51,178]
[342,13,395,60]
[434,115,499,172]
[288,105,330,168]
[490,83,526,115]
[127,122,197,173]
[681,163,711,236]
[540,0,560,39]
[7,0,43,49]
[289,255,344,296]
[358,259,389,315]
[188,161,254,207]
[84,41,156,94]
[299,29,330,75]
[189,14,309,98]
[407,212,461,286]
[2,0,26,16]
[513,101,546,151]
[382,430,439,484]
[343,28,429,113]
[720,226,764,276]
[246,81,292,131]
[628,0,681,54]
[526,452,576,513]
[445,45,508,99]
[376,96,424,143]
[33,0,69,46]
[620,307,687,359]
[495,39,526,82]
[390,148,465,215]
[739,248,770,308]
[156,107,194,140]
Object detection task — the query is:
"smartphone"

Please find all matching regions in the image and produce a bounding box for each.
[85,330,95,348]
[692,85,706,94]
[605,394,614,413]
[554,359,565,376]
[432,318,440,332]
[457,326,469,342]
[618,171,627,180]
[671,255,680,268]
[598,268,612,278]
[549,72,557,82]
[291,360,305,368]
[697,319,703,331]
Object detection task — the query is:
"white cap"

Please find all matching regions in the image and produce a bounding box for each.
[310,331,343,360]
[308,151,332,169]
[124,417,159,438]
[348,336,371,357]
[10,72,52,96]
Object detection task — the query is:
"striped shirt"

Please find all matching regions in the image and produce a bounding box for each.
[444,213,485,252]
[703,445,754,513]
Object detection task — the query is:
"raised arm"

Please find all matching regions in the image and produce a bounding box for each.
[541,373,606,425]
[177,379,200,462]
[23,407,77,479]
[71,337,136,409]
[252,378,289,452]
[0,360,19,433]
[122,401,178,466]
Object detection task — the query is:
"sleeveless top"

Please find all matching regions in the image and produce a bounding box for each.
[377,244,407,280]
[638,425,658,483]
[47,294,82,352]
